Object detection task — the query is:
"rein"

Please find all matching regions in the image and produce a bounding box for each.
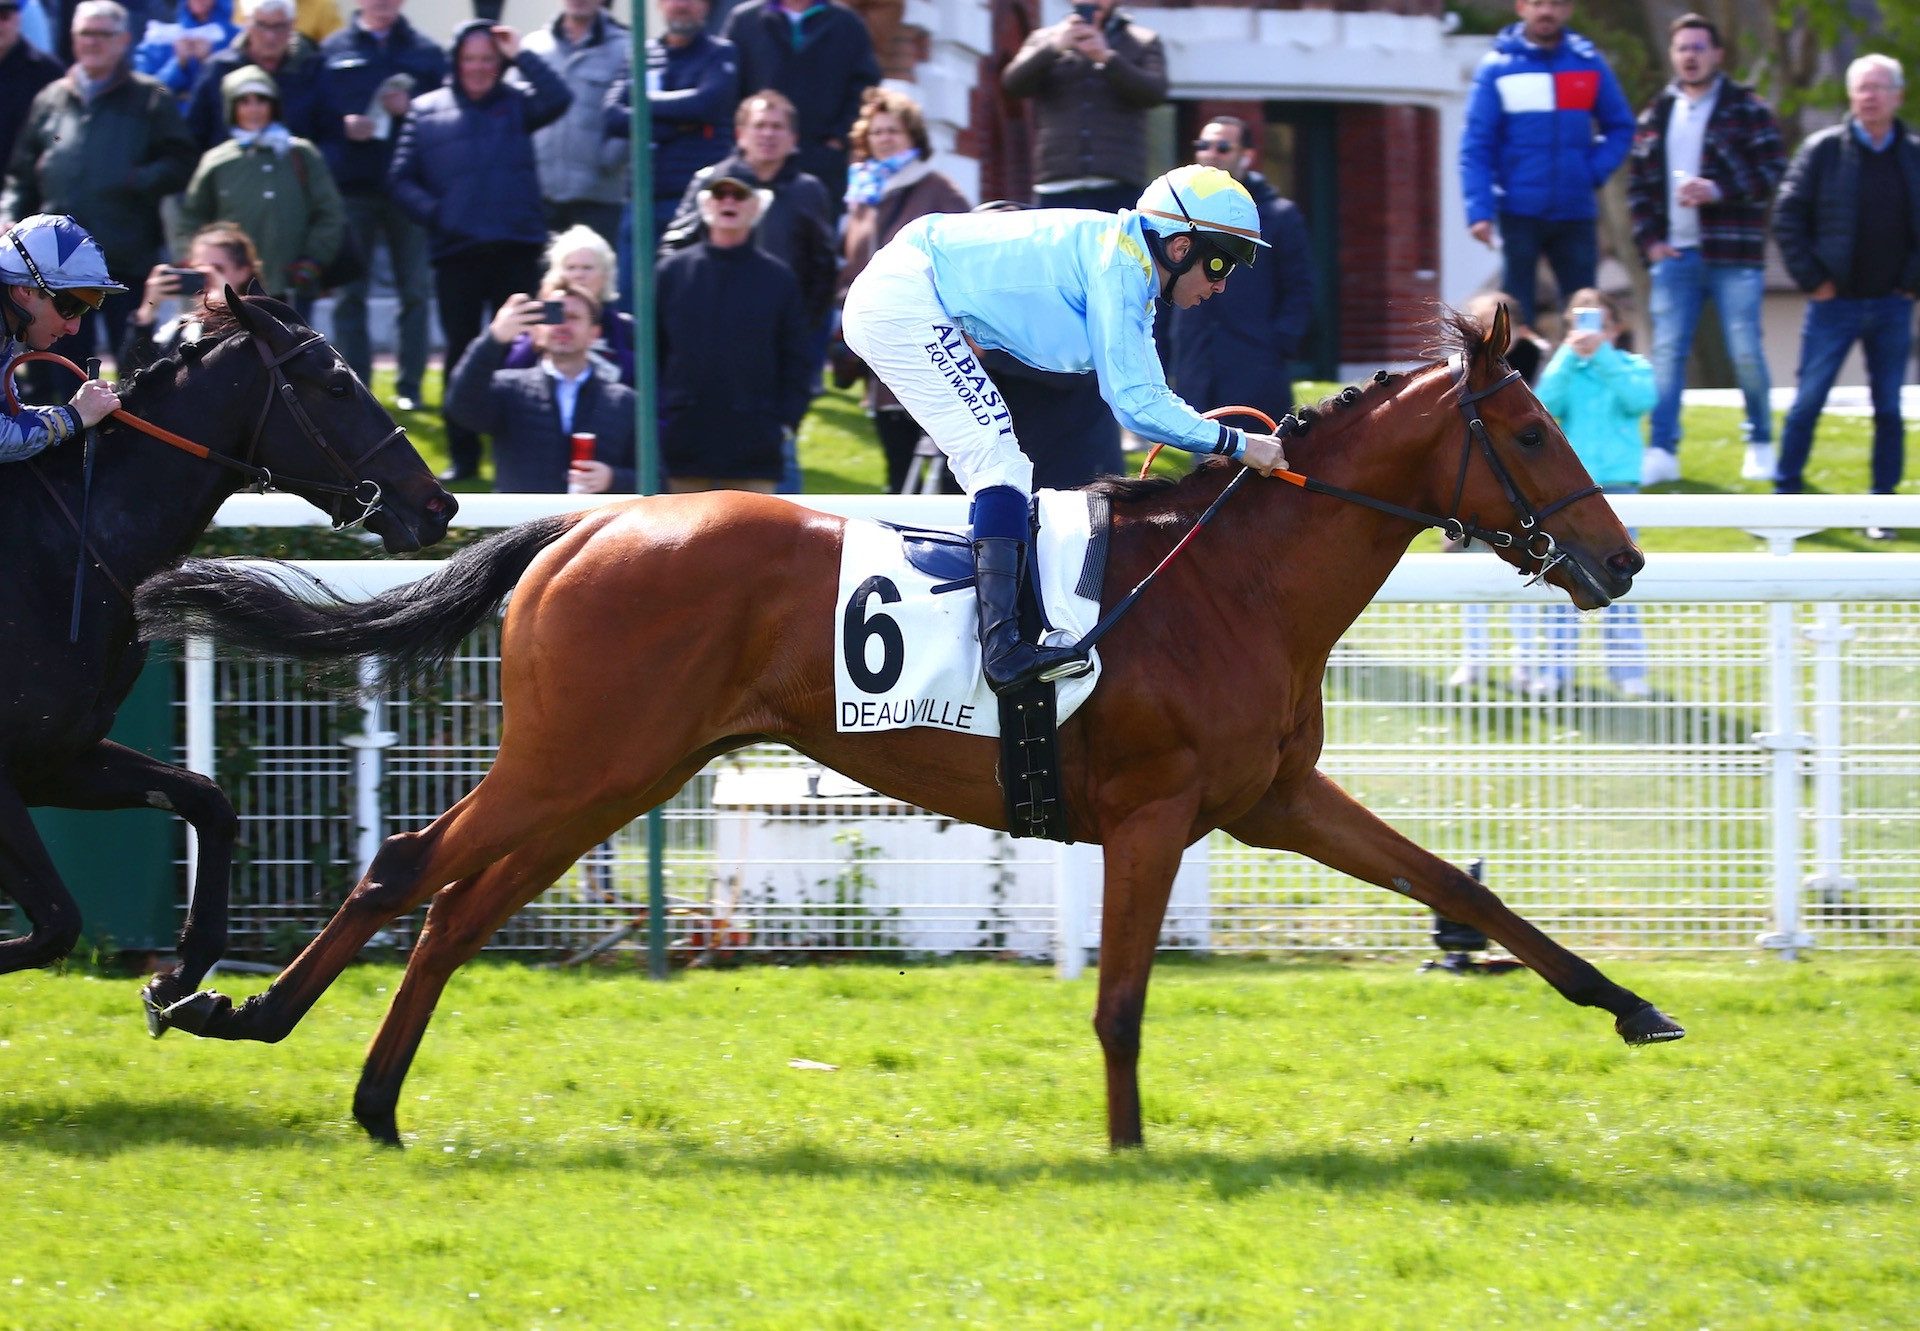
[1072,361,1604,659]
[4,338,400,531]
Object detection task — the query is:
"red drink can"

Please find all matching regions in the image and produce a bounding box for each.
[570,432,596,466]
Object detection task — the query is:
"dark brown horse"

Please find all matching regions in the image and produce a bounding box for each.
[135,307,1683,1147]
[1,291,452,1009]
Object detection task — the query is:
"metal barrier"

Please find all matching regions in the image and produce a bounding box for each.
[155,493,1920,965]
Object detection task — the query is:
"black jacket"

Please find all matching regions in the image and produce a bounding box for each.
[1167,172,1316,423]
[0,39,63,171]
[1772,117,1920,295]
[720,0,876,200]
[313,15,449,193]
[665,153,837,320]
[654,240,808,480]
[185,34,325,151]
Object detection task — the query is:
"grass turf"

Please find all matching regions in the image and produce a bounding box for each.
[2,958,1914,1328]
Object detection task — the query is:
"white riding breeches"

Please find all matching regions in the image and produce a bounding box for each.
[841,242,1034,495]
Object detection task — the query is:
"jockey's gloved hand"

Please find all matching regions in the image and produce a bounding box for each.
[1240,433,1289,477]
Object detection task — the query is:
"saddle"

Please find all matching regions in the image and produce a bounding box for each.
[879,492,1113,842]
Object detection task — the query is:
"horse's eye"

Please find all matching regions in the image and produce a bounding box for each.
[328,377,350,398]
[1518,427,1544,449]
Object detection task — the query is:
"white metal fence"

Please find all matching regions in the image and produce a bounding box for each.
[141,493,1920,966]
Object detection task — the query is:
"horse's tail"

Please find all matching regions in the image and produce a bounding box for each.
[135,513,580,695]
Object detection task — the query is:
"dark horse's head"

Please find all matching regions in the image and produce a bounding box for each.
[206,287,455,552]
[1430,302,1642,609]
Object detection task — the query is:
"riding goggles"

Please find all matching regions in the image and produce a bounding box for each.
[5,230,108,319]
[1194,232,1258,282]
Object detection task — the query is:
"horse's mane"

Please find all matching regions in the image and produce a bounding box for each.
[1086,308,1500,512]
[115,298,289,400]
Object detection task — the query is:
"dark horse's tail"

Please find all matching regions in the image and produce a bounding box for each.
[136,514,580,695]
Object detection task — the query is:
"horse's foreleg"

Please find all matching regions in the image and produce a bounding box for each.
[21,740,239,1020]
[1093,800,1199,1150]
[0,781,84,974]
[151,813,458,1042]
[1224,770,1683,1044]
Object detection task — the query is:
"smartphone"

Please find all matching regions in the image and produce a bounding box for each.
[1571,307,1605,334]
[165,266,207,295]
[539,299,566,325]
[1073,3,1098,22]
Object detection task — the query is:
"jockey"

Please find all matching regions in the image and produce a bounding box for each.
[1,215,126,464]
[841,164,1291,695]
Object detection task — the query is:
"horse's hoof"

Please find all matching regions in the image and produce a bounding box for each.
[354,1108,403,1148]
[1616,1002,1686,1046]
[152,989,234,1037]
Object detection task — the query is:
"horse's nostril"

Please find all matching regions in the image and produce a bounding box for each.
[1608,547,1645,579]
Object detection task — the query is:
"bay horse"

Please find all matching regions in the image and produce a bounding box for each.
[134,306,1684,1149]
[1,290,454,1014]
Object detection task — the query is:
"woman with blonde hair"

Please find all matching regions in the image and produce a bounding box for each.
[501,224,636,385]
[836,87,970,491]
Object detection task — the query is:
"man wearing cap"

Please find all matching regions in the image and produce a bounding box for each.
[0,213,124,462]
[841,163,1292,694]
[653,175,808,492]
[184,0,323,151]
[2,0,197,376]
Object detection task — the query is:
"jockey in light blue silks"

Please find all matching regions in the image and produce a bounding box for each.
[1,214,126,462]
[841,164,1291,695]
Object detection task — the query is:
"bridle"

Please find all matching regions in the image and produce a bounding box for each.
[238,330,407,533]
[5,327,409,535]
[1085,358,1609,661]
[1436,359,1602,584]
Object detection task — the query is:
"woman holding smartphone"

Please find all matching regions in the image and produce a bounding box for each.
[120,222,262,371]
[1523,288,1657,699]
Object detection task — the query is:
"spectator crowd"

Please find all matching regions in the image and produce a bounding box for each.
[1,0,1913,514]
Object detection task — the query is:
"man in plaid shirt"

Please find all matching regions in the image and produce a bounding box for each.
[1627,12,1786,485]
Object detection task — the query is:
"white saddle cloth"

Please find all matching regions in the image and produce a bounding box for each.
[833,489,1105,737]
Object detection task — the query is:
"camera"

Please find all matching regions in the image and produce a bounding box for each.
[1073,3,1098,22]
[165,266,207,295]
[539,299,567,325]
[1571,307,1605,334]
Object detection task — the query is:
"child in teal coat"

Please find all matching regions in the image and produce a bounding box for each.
[1525,288,1655,698]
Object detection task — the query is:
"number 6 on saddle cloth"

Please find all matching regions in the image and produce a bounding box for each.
[833,490,1112,839]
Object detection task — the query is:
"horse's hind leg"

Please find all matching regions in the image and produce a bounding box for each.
[18,740,239,1023]
[351,839,587,1144]
[0,781,84,974]
[353,759,713,1144]
[1224,770,1684,1044]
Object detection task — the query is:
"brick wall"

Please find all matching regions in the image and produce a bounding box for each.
[1335,103,1440,363]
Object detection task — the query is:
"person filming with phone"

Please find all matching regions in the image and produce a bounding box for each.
[121,220,261,371]
[1521,287,1655,699]
[0,214,124,464]
[445,285,637,495]
[1000,0,1167,212]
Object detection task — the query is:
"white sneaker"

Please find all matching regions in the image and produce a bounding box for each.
[1447,663,1483,688]
[1617,677,1651,699]
[1741,444,1775,482]
[1640,449,1681,486]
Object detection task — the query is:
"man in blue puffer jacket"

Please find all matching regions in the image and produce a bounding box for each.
[389,18,571,482]
[1460,0,1634,324]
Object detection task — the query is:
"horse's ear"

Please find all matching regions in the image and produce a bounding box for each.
[224,285,268,340]
[1487,300,1514,363]
[244,276,267,297]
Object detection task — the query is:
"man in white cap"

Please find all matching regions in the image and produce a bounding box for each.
[0,213,124,461]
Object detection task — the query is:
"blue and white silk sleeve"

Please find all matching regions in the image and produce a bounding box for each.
[0,404,81,464]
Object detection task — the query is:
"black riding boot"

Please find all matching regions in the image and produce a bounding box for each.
[971,536,1089,694]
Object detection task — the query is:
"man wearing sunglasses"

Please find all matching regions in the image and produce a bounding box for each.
[1168,116,1315,431]
[842,163,1291,695]
[1,213,125,462]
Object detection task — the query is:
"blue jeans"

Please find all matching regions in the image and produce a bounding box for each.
[1514,486,1647,693]
[1775,294,1914,494]
[1498,213,1598,327]
[1646,252,1771,455]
